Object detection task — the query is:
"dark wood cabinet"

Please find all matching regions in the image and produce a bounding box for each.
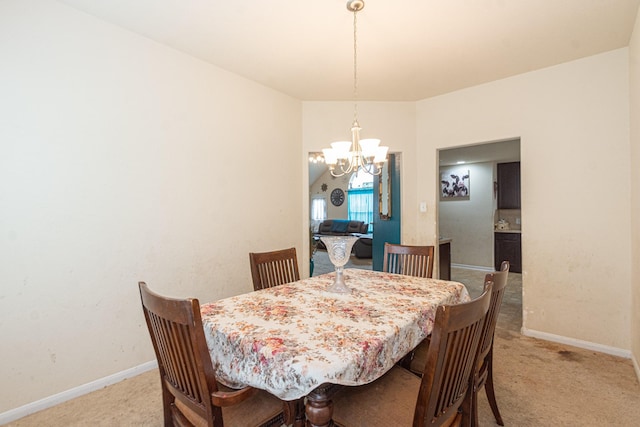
[439,240,451,280]
[494,232,521,273]
[497,162,521,209]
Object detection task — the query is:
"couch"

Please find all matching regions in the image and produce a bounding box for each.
[316,219,368,236]
[315,220,371,257]
[353,237,373,259]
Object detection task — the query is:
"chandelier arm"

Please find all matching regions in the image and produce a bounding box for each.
[330,160,353,177]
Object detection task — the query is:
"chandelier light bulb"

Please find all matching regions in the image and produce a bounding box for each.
[322,148,338,166]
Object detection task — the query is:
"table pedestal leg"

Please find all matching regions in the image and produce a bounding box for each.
[305,384,336,427]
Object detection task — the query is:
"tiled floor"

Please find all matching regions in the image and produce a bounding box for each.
[450,266,522,333]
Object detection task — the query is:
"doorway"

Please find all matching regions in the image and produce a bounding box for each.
[437,139,522,331]
[308,152,401,274]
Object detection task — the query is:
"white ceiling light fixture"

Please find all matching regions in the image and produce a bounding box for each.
[322,0,389,177]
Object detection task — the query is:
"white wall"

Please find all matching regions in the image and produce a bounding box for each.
[417,49,631,351]
[0,0,302,415]
[439,162,495,269]
[629,7,640,376]
[303,52,632,353]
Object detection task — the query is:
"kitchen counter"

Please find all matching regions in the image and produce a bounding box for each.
[494,229,521,234]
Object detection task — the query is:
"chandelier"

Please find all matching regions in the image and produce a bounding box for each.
[322,0,388,177]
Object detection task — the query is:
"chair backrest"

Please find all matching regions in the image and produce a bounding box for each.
[382,243,435,278]
[413,285,492,427]
[476,261,510,380]
[249,247,300,291]
[138,282,222,427]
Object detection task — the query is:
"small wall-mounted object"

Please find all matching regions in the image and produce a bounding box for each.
[440,168,470,200]
[331,188,345,206]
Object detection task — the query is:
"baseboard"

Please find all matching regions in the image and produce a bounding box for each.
[451,263,494,272]
[0,360,158,425]
[633,353,640,383]
[521,327,632,359]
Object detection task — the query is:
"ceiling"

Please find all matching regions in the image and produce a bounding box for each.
[60,0,639,102]
[58,0,638,185]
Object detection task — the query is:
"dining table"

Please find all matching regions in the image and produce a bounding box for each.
[200,268,470,427]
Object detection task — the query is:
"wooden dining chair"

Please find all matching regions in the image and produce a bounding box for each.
[471,260,510,427]
[332,285,492,427]
[384,243,435,369]
[138,282,283,427]
[408,261,510,426]
[249,247,300,291]
[383,243,435,278]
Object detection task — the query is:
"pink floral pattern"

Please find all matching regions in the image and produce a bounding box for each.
[200,269,470,400]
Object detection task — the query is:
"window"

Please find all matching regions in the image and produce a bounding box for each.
[311,197,327,221]
[348,169,374,231]
[311,197,327,232]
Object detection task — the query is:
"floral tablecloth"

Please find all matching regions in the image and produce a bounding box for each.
[200,269,470,400]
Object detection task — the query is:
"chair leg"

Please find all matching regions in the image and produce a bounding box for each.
[461,384,474,427]
[470,381,479,427]
[160,383,173,427]
[484,349,504,426]
[398,350,415,371]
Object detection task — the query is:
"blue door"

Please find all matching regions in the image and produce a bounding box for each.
[372,154,401,270]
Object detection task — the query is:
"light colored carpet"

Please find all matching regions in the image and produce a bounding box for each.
[5,266,640,426]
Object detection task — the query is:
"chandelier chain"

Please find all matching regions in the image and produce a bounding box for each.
[353,7,358,124]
